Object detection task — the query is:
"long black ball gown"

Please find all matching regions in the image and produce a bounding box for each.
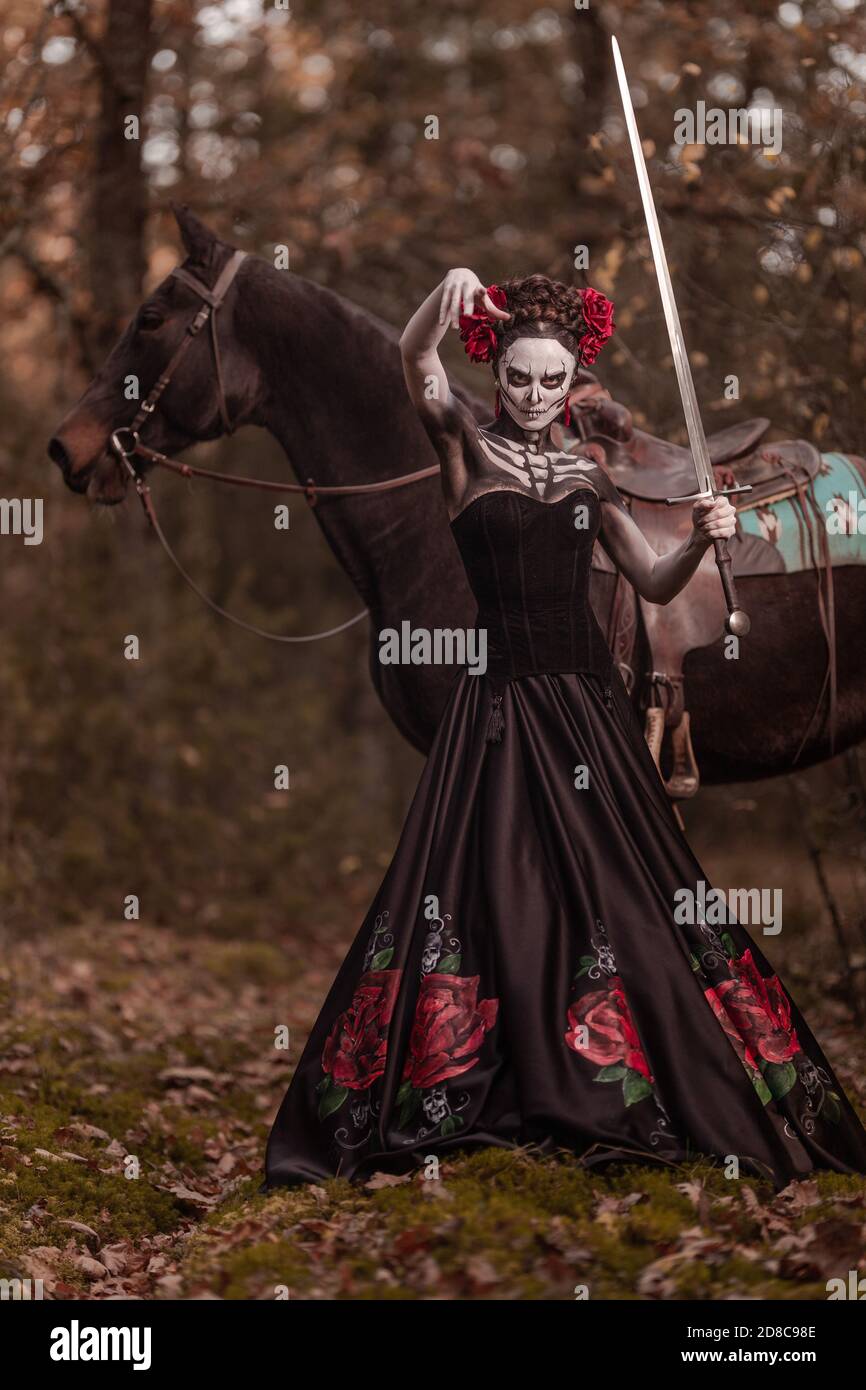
[265,484,866,1190]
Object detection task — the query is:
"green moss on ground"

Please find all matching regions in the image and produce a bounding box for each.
[178,1147,866,1301]
[3,924,866,1301]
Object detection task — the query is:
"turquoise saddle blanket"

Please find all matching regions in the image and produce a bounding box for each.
[734,451,866,575]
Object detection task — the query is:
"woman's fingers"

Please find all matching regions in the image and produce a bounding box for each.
[443,277,466,326]
[439,271,510,329]
[439,278,457,326]
[694,497,733,518]
[453,278,474,328]
[693,495,736,538]
[444,277,465,329]
[478,288,511,321]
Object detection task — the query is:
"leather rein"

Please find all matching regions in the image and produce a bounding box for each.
[108,250,438,642]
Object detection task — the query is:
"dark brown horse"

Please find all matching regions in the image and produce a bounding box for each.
[49,207,866,781]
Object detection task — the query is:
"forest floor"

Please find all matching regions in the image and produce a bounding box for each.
[2,920,866,1301]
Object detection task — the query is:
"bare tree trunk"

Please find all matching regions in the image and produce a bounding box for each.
[566,7,614,250]
[81,1,170,890]
[87,0,153,353]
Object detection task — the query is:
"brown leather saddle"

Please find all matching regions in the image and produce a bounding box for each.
[561,378,828,804]
[606,419,821,503]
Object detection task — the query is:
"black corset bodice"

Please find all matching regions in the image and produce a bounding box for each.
[450,488,614,686]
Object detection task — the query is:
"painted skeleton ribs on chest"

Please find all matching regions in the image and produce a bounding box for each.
[476,429,601,499]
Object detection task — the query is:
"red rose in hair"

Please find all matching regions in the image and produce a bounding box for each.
[402,973,499,1088]
[458,284,509,363]
[578,286,615,364]
[321,969,401,1091]
[565,978,652,1080]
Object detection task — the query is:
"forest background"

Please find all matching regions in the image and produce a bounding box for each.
[1,0,866,1301]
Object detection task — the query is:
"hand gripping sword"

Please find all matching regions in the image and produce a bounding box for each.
[611,35,751,637]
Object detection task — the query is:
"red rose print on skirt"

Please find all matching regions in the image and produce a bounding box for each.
[321,969,401,1092]
[707,949,800,1066]
[564,975,654,1108]
[703,947,805,1106]
[733,950,800,1062]
[402,973,499,1089]
[565,978,653,1080]
[704,983,760,1073]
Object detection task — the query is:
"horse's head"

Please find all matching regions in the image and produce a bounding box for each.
[48,205,261,504]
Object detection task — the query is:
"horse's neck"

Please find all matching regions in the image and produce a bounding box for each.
[251,272,442,603]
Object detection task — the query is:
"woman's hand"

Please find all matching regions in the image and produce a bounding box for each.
[438,269,511,330]
[692,494,736,546]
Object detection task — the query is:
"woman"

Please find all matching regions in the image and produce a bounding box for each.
[265,270,866,1188]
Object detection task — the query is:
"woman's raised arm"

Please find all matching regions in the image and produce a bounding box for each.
[399,269,509,414]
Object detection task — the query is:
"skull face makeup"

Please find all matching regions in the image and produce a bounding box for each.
[496,335,577,433]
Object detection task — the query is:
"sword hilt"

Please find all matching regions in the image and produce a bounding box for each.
[712,537,751,636]
[664,487,752,636]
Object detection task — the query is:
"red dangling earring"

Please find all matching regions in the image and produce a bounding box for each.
[563,396,571,428]
[495,387,502,418]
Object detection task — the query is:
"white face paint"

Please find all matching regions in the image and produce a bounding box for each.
[496,335,577,433]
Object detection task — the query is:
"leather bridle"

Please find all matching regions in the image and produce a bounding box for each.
[107,251,438,642]
[109,249,248,475]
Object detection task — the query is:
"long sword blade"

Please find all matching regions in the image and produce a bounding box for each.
[610,35,750,637]
[611,35,713,495]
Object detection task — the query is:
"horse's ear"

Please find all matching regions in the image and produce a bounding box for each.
[170,202,223,266]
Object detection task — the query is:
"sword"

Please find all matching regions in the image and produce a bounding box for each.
[611,35,751,637]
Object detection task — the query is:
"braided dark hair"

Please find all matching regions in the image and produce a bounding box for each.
[493,274,588,362]
[458,275,615,366]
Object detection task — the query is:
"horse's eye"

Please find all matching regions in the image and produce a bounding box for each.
[138,310,164,331]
